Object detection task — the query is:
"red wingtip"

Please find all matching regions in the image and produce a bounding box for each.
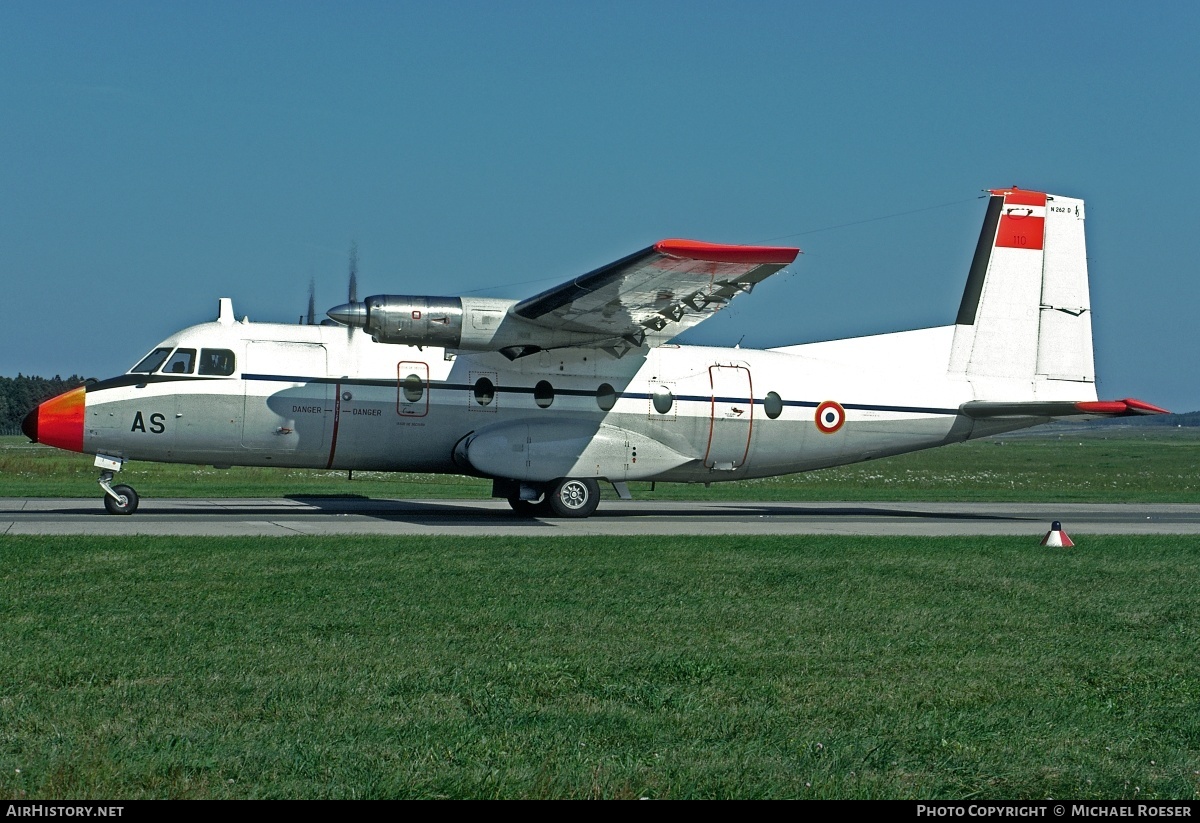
[1075,398,1171,416]
[1074,401,1129,415]
[1120,397,1171,415]
[655,239,800,265]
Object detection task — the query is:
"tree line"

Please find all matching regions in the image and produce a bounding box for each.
[0,374,92,434]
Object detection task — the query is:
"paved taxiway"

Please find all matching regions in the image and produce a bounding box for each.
[4,498,1200,537]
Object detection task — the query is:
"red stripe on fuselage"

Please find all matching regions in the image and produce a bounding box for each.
[326,382,342,469]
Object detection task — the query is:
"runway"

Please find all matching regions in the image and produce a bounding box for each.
[4,497,1200,537]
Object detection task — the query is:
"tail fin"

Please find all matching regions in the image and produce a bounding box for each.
[948,187,1095,397]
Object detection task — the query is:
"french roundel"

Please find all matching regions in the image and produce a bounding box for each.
[814,400,846,434]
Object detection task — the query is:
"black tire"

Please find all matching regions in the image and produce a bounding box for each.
[104,484,139,515]
[546,478,600,518]
[507,496,540,516]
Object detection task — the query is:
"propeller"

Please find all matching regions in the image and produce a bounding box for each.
[305,277,317,325]
[327,241,367,332]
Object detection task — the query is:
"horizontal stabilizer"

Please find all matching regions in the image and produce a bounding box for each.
[961,398,1170,420]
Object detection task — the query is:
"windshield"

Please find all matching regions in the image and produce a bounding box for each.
[130,347,172,374]
[163,348,195,374]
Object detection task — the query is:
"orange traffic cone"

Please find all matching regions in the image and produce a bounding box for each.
[1040,520,1074,547]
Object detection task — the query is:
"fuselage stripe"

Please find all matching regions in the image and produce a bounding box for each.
[236,373,958,417]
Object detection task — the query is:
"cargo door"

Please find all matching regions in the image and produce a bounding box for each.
[705,364,752,470]
[241,341,331,454]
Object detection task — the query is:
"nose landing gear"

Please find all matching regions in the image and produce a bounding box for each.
[101,476,139,515]
[96,455,139,515]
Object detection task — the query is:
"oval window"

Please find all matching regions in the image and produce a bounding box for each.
[534,380,554,409]
[764,391,783,420]
[403,373,424,403]
[473,376,495,407]
[652,386,673,415]
[596,383,617,412]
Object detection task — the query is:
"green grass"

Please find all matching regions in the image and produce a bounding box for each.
[4,427,1200,502]
[2,534,1198,799]
[3,429,1199,798]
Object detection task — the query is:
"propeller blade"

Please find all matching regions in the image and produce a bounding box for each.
[306,277,317,325]
[344,242,360,339]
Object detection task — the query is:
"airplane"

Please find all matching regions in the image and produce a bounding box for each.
[22,186,1168,517]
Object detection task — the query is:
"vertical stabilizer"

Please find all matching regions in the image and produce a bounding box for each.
[949,187,1094,394]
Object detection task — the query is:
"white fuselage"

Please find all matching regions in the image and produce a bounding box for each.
[79,317,1052,485]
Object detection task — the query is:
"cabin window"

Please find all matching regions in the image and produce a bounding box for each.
[534,380,554,409]
[764,391,783,420]
[402,373,424,403]
[596,383,617,411]
[199,349,236,376]
[652,386,674,415]
[473,376,495,406]
[163,348,196,374]
[131,347,172,374]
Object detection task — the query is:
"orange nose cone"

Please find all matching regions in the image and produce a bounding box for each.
[24,386,86,453]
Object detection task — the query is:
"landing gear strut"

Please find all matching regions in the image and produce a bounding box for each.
[96,455,138,515]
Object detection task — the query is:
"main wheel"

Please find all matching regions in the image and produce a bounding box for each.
[104,484,139,515]
[507,494,547,517]
[546,478,600,518]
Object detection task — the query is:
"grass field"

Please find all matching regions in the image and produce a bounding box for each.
[1,535,1198,800]
[2,428,1198,799]
[3,425,1200,503]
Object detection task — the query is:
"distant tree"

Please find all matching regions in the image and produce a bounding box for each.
[0,374,93,433]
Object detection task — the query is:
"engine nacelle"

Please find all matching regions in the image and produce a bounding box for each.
[329,294,626,358]
[357,296,515,349]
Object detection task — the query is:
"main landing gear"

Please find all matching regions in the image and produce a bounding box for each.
[96,455,139,515]
[503,477,601,519]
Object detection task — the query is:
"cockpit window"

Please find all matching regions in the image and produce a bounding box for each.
[130,347,172,374]
[163,349,196,375]
[198,348,236,376]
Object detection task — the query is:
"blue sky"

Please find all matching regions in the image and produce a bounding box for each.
[3,1,1198,411]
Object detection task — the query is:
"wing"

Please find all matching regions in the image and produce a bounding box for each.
[511,239,800,356]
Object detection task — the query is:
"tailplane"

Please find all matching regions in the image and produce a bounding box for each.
[948,187,1094,397]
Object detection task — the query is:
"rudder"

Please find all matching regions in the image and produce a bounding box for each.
[948,187,1094,394]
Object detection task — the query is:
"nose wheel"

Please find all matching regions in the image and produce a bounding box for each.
[103,484,139,515]
[98,469,139,515]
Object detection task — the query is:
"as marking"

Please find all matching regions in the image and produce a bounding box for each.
[814,401,845,434]
[131,411,166,434]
